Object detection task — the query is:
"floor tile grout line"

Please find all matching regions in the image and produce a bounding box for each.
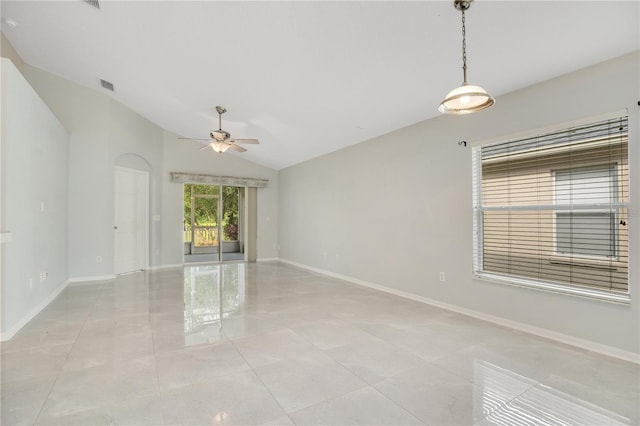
[31,292,101,424]
[148,306,168,426]
[370,380,434,426]
[6,262,638,425]
[237,328,376,415]
[226,336,297,424]
[426,357,536,425]
[479,380,540,424]
[286,384,426,425]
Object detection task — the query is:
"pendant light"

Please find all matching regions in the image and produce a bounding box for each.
[439,0,494,114]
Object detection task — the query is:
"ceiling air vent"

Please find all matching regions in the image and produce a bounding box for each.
[83,0,100,9]
[99,78,114,92]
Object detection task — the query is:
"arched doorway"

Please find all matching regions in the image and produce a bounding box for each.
[114,154,151,274]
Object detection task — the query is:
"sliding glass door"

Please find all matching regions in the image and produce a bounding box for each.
[184,184,245,263]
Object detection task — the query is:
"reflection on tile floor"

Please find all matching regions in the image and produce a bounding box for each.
[184,252,245,263]
[1,262,638,425]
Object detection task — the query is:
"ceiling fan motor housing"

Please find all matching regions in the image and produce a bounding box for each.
[210,129,231,141]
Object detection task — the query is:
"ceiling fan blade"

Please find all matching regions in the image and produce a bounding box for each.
[199,144,212,150]
[230,138,259,145]
[228,144,247,152]
[178,137,211,142]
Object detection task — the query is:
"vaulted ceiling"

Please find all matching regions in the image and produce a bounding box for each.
[1,1,638,170]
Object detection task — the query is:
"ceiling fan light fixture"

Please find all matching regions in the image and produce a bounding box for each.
[211,141,230,153]
[438,0,494,115]
[178,105,258,155]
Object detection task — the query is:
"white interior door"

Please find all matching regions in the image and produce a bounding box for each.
[114,167,149,274]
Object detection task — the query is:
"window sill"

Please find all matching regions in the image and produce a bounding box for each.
[474,272,630,305]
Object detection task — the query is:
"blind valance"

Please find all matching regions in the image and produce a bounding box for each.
[170,172,268,188]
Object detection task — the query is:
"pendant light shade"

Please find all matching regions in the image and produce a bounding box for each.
[439,0,494,115]
[438,83,494,114]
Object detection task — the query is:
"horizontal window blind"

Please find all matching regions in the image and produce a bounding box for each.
[472,116,629,301]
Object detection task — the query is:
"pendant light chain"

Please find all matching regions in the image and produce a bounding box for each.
[461,8,467,84]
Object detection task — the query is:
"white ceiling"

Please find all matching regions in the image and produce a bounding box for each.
[1,1,638,170]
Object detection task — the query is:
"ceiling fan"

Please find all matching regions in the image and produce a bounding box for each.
[179,106,259,153]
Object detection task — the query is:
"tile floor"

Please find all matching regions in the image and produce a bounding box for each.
[1,262,638,425]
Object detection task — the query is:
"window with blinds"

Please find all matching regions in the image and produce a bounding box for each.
[472,115,629,302]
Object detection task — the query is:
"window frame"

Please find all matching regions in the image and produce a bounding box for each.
[552,164,619,260]
[471,114,630,304]
[554,211,618,259]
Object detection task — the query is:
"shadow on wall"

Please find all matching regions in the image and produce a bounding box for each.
[115,153,151,172]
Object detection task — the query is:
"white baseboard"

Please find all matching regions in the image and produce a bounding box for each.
[68,274,116,285]
[278,258,639,364]
[149,264,184,270]
[256,258,279,262]
[0,279,69,341]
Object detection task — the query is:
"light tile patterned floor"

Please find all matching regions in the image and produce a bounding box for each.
[1,262,638,425]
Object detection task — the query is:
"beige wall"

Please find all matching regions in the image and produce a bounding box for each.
[19,63,163,278]
[1,33,24,71]
[278,52,640,357]
[1,59,69,338]
[160,130,278,266]
[2,35,278,280]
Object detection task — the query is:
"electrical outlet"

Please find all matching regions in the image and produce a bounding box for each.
[439,272,446,282]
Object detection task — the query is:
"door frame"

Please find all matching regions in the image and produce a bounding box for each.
[184,184,250,263]
[114,166,149,274]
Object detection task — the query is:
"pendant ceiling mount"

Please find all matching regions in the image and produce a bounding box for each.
[438,0,495,115]
[454,0,471,11]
